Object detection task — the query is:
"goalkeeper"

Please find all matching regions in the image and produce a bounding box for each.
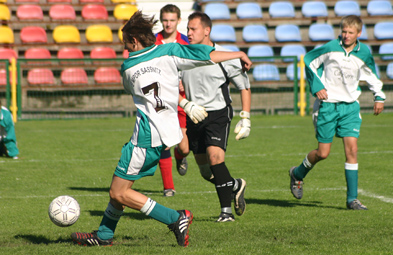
[178,12,251,222]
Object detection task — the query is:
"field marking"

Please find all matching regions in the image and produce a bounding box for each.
[359,189,393,204]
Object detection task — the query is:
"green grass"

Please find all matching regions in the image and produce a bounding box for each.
[1,113,392,254]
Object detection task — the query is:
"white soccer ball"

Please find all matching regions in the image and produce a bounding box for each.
[48,195,80,227]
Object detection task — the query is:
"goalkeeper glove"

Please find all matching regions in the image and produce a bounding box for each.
[179,99,208,124]
[234,111,251,140]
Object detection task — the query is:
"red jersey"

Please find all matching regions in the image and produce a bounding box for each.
[155,31,189,45]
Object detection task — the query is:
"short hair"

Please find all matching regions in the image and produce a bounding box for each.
[340,15,362,32]
[160,4,181,21]
[122,11,158,48]
[188,11,212,29]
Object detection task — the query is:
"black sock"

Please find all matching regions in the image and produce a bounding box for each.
[210,162,233,210]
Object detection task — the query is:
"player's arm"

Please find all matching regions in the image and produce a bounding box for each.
[210,51,252,72]
[178,94,208,124]
[234,88,251,140]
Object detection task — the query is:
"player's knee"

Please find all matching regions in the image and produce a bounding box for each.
[316,151,329,160]
[109,188,124,204]
[199,164,214,182]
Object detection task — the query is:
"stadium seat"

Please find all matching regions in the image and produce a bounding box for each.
[221,45,240,52]
[204,3,230,20]
[86,25,113,43]
[367,0,393,16]
[309,23,335,41]
[81,4,108,20]
[253,64,280,81]
[118,25,124,42]
[359,24,368,41]
[27,68,55,85]
[387,62,393,79]
[242,25,269,42]
[269,1,295,18]
[236,2,262,19]
[247,45,274,61]
[379,42,393,60]
[47,0,72,3]
[0,26,14,44]
[123,49,129,58]
[61,68,88,85]
[53,25,80,43]
[111,0,136,3]
[24,48,51,59]
[0,4,10,21]
[375,63,381,78]
[15,0,39,2]
[113,4,138,20]
[80,0,104,3]
[16,4,43,20]
[0,48,17,61]
[334,1,361,16]
[301,1,328,17]
[210,24,236,42]
[374,22,393,40]
[20,26,47,43]
[280,44,306,62]
[0,69,6,86]
[275,24,301,42]
[90,47,116,59]
[57,47,84,59]
[49,5,76,20]
[286,63,306,81]
[94,67,121,84]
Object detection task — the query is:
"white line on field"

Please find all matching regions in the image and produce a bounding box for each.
[358,189,393,204]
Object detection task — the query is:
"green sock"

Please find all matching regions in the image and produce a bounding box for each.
[294,156,314,180]
[140,198,180,225]
[97,203,123,240]
[345,163,358,203]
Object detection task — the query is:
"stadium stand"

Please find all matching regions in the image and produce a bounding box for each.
[27,68,55,85]
[221,45,240,52]
[57,47,84,59]
[308,23,335,41]
[0,26,14,44]
[280,44,306,62]
[80,0,105,2]
[387,63,393,79]
[49,5,76,20]
[242,25,269,43]
[0,4,10,21]
[334,1,361,16]
[269,1,295,18]
[367,0,393,16]
[374,22,393,40]
[61,68,88,85]
[90,47,117,59]
[253,64,280,81]
[0,48,17,61]
[204,3,230,20]
[53,25,80,43]
[0,69,7,86]
[94,67,121,84]
[20,26,47,43]
[275,24,301,42]
[247,45,274,61]
[286,63,305,81]
[111,0,136,3]
[123,49,129,58]
[81,4,108,20]
[236,2,262,19]
[113,4,138,20]
[379,42,393,60]
[24,48,51,59]
[210,24,236,42]
[16,4,43,20]
[359,24,368,40]
[301,1,328,17]
[86,25,113,43]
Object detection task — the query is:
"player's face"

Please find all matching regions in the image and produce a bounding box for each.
[341,25,361,49]
[187,18,210,45]
[161,12,180,35]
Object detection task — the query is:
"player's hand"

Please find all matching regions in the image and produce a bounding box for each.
[179,99,208,124]
[374,102,384,115]
[234,111,251,140]
[240,52,252,72]
[316,89,328,100]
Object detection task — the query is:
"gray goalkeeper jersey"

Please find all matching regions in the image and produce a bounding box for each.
[181,43,251,111]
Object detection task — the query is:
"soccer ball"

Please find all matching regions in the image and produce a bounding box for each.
[48,195,80,227]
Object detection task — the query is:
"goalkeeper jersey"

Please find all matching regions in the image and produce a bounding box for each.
[121,43,214,148]
[305,37,385,103]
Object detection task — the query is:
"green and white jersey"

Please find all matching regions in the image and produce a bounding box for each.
[121,43,214,148]
[0,106,19,157]
[181,43,251,111]
[305,37,385,103]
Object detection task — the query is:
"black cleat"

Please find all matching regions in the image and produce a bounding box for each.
[71,231,113,246]
[168,210,193,247]
[233,178,247,216]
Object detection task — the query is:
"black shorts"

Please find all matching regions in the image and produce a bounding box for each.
[186,105,233,154]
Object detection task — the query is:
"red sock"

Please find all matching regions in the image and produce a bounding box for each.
[159,157,174,190]
[174,146,184,160]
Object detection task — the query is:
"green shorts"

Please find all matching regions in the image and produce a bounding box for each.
[314,101,362,143]
[114,142,165,181]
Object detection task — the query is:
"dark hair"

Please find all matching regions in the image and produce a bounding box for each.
[160,4,181,21]
[188,11,212,29]
[122,11,158,47]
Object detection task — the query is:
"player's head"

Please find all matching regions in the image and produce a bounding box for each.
[160,4,182,36]
[340,15,362,47]
[187,12,212,45]
[122,11,158,51]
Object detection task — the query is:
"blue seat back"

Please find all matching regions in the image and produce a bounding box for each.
[236,2,262,19]
[379,42,393,60]
[269,1,295,18]
[253,64,280,81]
[309,23,335,41]
[210,24,236,42]
[247,45,274,61]
[275,24,301,42]
[387,62,393,79]
[302,1,328,17]
[367,0,393,16]
[243,25,269,42]
[204,3,230,20]
[280,44,306,62]
[374,22,393,40]
[334,1,361,16]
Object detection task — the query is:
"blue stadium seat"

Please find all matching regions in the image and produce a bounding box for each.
[375,63,381,78]
[247,45,274,61]
[301,1,328,17]
[269,1,295,18]
[243,25,269,42]
[387,62,393,79]
[286,63,305,81]
[253,64,280,81]
[309,23,335,41]
[210,24,236,42]
[367,0,393,16]
[374,22,393,40]
[334,1,361,16]
[280,44,306,62]
[275,24,301,42]
[221,45,240,52]
[359,24,368,40]
[379,42,393,60]
[236,2,262,19]
[204,3,230,20]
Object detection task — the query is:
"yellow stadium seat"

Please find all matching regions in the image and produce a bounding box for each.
[0,0,7,3]
[0,26,14,43]
[111,0,135,3]
[118,24,124,42]
[114,4,138,20]
[53,25,80,43]
[0,5,10,20]
[86,24,113,43]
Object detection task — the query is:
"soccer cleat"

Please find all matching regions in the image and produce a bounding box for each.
[233,178,246,216]
[289,166,303,199]
[167,210,193,247]
[215,212,235,222]
[347,199,368,210]
[71,231,113,246]
[176,157,188,176]
[163,189,176,197]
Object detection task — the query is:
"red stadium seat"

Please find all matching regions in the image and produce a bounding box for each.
[15,0,40,3]
[81,4,108,20]
[49,5,76,20]
[94,67,121,84]
[16,4,43,20]
[57,47,84,59]
[61,68,88,85]
[0,69,16,86]
[123,49,129,58]
[80,0,104,3]
[47,0,72,3]
[20,26,47,43]
[0,48,17,61]
[24,48,51,59]
[90,47,116,59]
[27,68,55,85]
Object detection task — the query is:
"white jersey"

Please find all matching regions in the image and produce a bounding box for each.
[181,43,251,111]
[121,43,214,147]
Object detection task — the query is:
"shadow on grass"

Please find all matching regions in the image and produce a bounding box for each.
[14,234,71,244]
[247,198,346,210]
[88,210,149,221]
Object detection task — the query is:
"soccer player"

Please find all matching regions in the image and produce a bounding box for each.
[179,12,251,222]
[0,100,19,159]
[71,11,252,246]
[289,15,385,210]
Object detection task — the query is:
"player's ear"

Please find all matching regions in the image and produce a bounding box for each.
[205,27,211,37]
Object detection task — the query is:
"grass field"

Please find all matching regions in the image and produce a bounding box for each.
[1,113,392,254]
